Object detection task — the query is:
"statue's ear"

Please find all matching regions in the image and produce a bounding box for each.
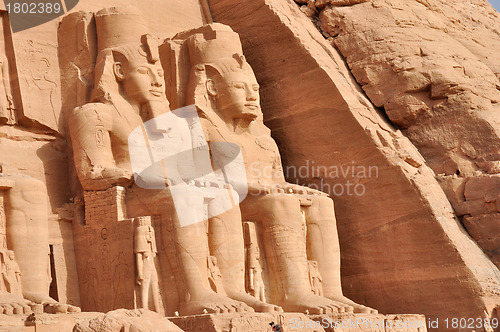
[113,62,125,81]
[206,79,217,97]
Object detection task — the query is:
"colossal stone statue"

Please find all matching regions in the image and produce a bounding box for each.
[0,164,78,314]
[68,7,280,315]
[179,24,377,314]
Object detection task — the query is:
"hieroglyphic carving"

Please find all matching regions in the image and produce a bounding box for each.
[95,125,106,148]
[14,38,62,131]
[0,12,16,126]
[28,57,58,123]
[73,216,135,312]
[81,254,99,310]
[0,54,14,125]
[112,251,129,309]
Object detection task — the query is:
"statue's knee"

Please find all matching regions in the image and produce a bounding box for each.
[262,194,300,214]
[311,195,334,208]
[6,176,47,207]
[310,196,335,217]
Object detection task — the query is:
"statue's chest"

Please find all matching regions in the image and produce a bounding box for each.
[218,133,276,167]
[110,111,142,146]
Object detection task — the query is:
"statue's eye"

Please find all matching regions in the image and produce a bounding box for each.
[233,82,245,89]
[253,85,260,91]
[158,70,164,77]
[137,67,149,74]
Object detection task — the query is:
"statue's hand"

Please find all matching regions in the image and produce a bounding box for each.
[281,183,328,197]
[190,179,232,189]
[306,187,329,197]
[101,167,134,186]
[6,95,13,108]
[136,274,144,286]
[247,183,272,195]
[135,171,174,188]
[209,179,232,189]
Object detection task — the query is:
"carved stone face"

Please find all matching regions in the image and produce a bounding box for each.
[115,56,165,105]
[212,69,261,120]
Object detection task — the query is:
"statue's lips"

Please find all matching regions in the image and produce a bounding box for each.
[245,104,259,111]
[150,90,163,97]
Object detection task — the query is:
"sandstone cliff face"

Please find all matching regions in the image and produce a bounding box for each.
[317,0,500,174]
[302,0,500,276]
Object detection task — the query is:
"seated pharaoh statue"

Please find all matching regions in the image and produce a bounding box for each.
[0,164,79,314]
[176,24,377,314]
[68,7,281,315]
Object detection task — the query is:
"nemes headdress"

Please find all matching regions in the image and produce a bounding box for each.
[168,24,253,111]
[92,7,159,103]
[162,23,269,135]
[186,23,252,77]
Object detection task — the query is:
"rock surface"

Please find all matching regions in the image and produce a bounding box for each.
[313,0,500,270]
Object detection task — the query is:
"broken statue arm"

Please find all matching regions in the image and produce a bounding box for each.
[69,104,134,190]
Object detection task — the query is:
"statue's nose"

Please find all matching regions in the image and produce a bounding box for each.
[246,87,257,101]
[151,72,163,87]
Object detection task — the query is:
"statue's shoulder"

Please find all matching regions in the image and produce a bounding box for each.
[72,102,113,115]
[70,103,114,124]
[255,133,281,154]
[198,114,221,140]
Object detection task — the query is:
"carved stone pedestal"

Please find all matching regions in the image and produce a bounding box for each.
[73,187,137,313]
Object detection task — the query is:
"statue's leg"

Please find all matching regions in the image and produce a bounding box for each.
[4,176,50,303]
[127,186,252,315]
[306,196,341,298]
[150,267,161,313]
[207,188,281,313]
[307,196,376,313]
[2,175,74,314]
[241,193,353,314]
[258,281,265,303]
[141,274,151,310]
